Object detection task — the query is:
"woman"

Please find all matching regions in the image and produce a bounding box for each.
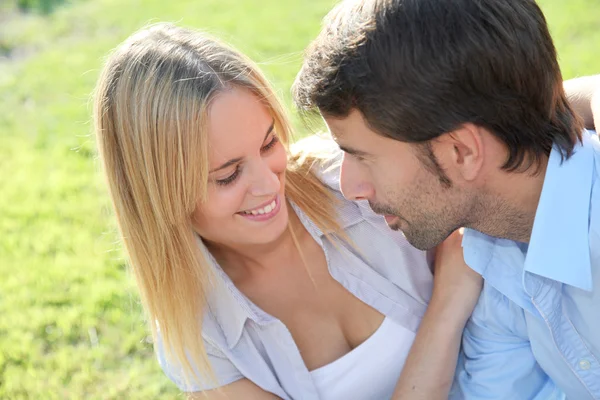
[93,23,598,399]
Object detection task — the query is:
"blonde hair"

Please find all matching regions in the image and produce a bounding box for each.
[93,23,345,387]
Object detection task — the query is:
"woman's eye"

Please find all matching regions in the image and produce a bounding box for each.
[214,136,277,186]
[261,135,279,152]
[215,166,240,186]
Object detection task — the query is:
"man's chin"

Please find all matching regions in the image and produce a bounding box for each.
[402,230,442,251]
[385,218,438,250]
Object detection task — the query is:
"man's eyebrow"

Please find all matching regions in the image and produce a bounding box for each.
[209,120,275,173]
[338,144,370,158]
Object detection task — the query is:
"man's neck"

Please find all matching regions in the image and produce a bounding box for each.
[472,159,548,243]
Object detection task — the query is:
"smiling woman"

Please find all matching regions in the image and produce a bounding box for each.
[93,22,446,400]
[91,21,599,400]
[194,88,290,248]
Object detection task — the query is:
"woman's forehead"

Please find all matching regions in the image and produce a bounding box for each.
[207,88,274,167]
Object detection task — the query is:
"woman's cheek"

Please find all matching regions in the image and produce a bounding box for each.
[273,145,288,174]
[221,180,250,216]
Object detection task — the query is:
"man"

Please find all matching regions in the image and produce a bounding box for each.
[293,0,600,399]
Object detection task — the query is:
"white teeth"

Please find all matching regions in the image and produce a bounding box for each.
[242,198,277,216]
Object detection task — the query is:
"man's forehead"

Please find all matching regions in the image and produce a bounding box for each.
[322,117,377,159]
[323,109,369,138]
[325,113,409,159]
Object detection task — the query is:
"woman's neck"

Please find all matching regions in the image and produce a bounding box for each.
[207,205,311,279]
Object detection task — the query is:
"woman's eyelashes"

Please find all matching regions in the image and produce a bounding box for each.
[215,135,279,187]
[261,135,278,153]
[216,165,240,186]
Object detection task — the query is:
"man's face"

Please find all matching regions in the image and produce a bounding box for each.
[324,109,467,250]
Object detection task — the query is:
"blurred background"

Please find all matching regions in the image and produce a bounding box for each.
[1,0,598,398]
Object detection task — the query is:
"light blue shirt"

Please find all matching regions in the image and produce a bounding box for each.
[452,131,600,400]
[156,148,434,399]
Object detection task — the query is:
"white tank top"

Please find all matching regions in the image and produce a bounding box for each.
[309,317,416,400]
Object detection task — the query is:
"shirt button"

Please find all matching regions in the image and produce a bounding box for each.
[578,359,591,371]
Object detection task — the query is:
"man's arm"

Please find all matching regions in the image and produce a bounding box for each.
[564,74,600,130]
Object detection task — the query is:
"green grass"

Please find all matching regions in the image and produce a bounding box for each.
[1,0,599,398]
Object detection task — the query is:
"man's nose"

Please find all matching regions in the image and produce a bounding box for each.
[339,153,374,201]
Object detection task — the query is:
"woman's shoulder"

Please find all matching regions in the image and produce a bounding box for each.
[291,133,340,156]
[290,133,344,192]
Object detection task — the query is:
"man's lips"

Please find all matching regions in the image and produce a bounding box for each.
[383,214,398,224]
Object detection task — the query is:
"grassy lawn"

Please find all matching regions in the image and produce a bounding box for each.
[1,0,599,398]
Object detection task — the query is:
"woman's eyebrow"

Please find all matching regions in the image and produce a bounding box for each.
[209,119,275,173]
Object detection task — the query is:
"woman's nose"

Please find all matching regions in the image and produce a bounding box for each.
[248,160,281,197]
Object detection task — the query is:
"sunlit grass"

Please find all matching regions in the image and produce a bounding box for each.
[1,0,598,397]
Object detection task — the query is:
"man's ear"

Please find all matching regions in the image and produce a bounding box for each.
[433,123,484,182]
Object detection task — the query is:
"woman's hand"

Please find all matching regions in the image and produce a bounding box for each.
[430,228,483,326]
[392,229,482,400]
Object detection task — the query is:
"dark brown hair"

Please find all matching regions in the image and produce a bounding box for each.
[293,0,583,172]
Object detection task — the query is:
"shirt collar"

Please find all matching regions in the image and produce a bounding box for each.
[524,130,595,291]
[199,240,257,349]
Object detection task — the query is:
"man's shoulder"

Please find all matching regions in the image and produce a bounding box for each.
[461,229,523,275]
[588,132,600,265]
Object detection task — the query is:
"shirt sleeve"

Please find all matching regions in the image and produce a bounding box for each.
[155,332,244,393]
[449,283,565,400]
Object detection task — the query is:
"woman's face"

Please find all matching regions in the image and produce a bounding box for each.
[193,87,289,249]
